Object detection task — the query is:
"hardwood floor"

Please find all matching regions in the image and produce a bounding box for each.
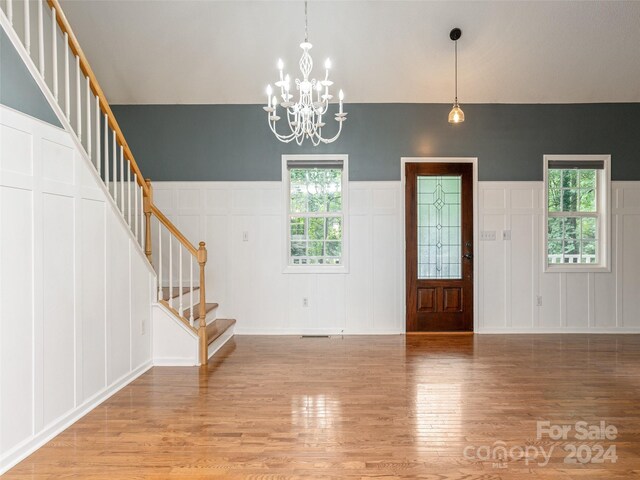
[6,335,640,479]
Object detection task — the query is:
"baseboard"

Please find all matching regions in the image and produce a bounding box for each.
[0,361,153,475]
[233,329,404,335]
[477,327,640,334]
[153,358,198,366]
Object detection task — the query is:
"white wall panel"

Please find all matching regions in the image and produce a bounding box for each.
[0,106,154,473]
[41,193,75,426]
[107,212,132,383]
[0,186,34,452]
[80,199,106,401]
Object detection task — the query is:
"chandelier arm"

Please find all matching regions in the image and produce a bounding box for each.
[268,118,300,143]
[318,119,344,144]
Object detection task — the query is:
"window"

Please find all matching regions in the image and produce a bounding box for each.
[283,155,348,273]
[543,155,610,272]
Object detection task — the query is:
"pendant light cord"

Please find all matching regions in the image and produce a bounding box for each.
[454,40,458,104]
[304,0,308,42]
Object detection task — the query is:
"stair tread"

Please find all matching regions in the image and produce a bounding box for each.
[184,302,218,320]
[206,319,236,345]
[162,286,199,300]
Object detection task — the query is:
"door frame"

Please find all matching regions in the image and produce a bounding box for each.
[400,157,479,333]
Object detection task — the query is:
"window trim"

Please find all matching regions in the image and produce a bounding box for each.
[282,154,349,274]
[543,154,611,273]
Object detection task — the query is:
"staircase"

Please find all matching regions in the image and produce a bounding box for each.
[0,0,234,365]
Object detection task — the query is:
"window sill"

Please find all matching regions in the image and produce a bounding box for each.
[283,265,349,274]
[543,264,611,274]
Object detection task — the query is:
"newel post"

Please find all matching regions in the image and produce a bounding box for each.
[197,241,208,365]
[143,178,153,264]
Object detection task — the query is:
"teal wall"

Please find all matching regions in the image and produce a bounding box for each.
[3,28,639,182]
[112,103,640,182]
[0,30,60,127]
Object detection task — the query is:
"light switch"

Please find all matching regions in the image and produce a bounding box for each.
[242,231,249,242]
[480,231,497,241]
[503,230,511,240]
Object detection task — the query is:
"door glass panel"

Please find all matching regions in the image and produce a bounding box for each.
[417,176,462,279]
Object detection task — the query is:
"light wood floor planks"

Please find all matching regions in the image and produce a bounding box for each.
[6,334,640,479]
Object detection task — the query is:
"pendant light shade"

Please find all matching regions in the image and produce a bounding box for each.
[448,28,465,124]
[448,104,465,124]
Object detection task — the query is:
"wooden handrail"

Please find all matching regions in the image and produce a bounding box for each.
[47,0,150,197]
[150,204,198,257]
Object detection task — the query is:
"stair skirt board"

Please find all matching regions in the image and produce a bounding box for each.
[152,304,235,366]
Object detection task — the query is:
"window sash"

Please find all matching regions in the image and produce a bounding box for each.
[287,167,345,266]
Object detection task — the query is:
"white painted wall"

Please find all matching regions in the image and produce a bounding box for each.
[479,181,640,332]
[153,180,640,334]
[152,181,404,334]
[0,106,155,473]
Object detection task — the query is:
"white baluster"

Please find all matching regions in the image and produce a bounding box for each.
[179,244,184,318]
[76,56,81,141]
[112,132,117,202]
[157,223,163,300]
[140,185,146,250]
[95,96,100,172]
[104,114,109,186]
[64,33,69,118]
[23,0,30,54]
[127,163,132,227]
[134,173,139,242]
[140,184,145,249]
[86,77,91,159]
[52,8,58,100]
[6,0,12,25]
[190,256,194,326]
[119,146,124,214]
[37,0,44,75]
[169,235,173,308]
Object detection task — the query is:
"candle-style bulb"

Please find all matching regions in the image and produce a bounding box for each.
[324,58,331,69]
[267,84,272,96]
[339,90,344,101]
[277,58,283,70]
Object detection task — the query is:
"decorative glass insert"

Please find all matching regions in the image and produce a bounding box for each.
[289,168,343,265]
[547,168,598,265]
[417,176,462,279]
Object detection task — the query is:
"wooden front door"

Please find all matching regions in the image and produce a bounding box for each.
[405,162,473,332]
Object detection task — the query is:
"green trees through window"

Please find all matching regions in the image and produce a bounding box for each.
[289,168,343,265]
[547,168,598,264]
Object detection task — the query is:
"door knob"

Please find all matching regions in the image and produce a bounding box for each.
[463,253,473,260]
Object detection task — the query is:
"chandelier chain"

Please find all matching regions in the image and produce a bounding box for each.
[304,0,308,43]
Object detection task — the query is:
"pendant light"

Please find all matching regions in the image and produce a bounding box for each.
[448,28,465,124]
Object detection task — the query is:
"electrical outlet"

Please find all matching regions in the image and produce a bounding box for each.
[480,231,497,241]
[536,295,543,307]
[503,230,512,240]
[242,231,249,242]
[303,297,309,307]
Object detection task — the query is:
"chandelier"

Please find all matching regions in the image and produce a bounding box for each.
[263,1,346,145]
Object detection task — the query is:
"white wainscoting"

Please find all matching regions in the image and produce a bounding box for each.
[0,106,155,473]
[152,181,404,335]
[154,180,640,335]
[479,181,640,332]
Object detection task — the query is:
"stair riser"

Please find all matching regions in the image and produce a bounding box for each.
[161,288,201,312]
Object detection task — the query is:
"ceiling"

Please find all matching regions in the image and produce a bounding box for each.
[60,0,640,105]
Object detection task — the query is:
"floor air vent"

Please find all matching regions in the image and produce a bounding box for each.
[301,335,330,338]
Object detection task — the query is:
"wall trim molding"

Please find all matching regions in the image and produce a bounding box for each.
[0,361,153,475]
[477,328,640,334]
